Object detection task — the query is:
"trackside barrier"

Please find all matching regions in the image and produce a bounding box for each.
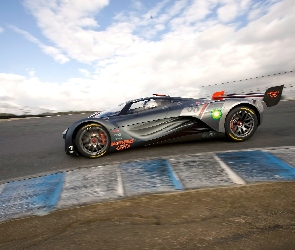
[199,70,295,100]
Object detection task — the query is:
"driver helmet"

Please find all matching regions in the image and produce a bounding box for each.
[145,99,158,109]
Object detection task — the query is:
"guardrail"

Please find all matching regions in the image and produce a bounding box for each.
[0,112,96,120]
[199,70,294,99]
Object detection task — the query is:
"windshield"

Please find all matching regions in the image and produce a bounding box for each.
[89,102,126,118]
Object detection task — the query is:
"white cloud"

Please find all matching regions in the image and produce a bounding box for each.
[0,26,3,33]
[217,3,238,22]
[41,45,69,63]
[131,0,143,11]
[78,69,90,77]
[169,0,215,30]
[1,0,295,114]
[23,0,112,63]
[239,0,295,45]
[27,69,36,77]
[9,25,69,64]
[240,0,251,9]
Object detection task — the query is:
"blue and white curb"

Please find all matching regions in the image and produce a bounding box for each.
[0,146,294,223]
[0,174,64,221]
[217,150,295,182]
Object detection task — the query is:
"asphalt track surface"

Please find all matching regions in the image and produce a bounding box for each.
[0,101,295,183]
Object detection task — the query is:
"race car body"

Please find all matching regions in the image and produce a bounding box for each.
[62,85,283,158]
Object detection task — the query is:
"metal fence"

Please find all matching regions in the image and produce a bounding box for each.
[199,70,294,100]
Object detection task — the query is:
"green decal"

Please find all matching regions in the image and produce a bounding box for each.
[211,109,222,120]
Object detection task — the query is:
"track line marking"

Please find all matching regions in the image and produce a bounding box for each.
[0,184,5,195]
[213,154,246,185]
[116,166,124,196]
[165,160,184,190]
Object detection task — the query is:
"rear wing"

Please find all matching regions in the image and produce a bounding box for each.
[212,85,284,107]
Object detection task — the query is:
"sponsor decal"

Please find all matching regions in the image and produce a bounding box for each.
[111,138,134,151]
[113,129,120,133]
[267,91,279,98]
[211,109,223,120]
[202,132,216,138]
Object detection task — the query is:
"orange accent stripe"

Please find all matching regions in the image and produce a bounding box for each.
[198,103,209,117]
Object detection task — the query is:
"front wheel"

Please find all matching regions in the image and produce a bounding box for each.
[225,106,258,142]
[75,123,110,158]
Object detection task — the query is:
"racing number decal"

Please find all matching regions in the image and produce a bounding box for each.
[186,103,209,117]
[187,106,200,113]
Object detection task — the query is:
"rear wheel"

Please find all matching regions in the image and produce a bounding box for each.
[225,106,258,142]
[75,123,110,158]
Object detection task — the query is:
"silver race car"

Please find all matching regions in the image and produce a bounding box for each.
[62,85,284,158]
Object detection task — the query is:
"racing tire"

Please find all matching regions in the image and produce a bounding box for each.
[75,123,110,158]
[225,106,258,142]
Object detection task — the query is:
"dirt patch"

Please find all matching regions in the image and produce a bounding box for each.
[0,182,295,250]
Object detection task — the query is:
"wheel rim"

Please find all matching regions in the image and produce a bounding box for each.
[79,126,108,155]
[229,109,255,138]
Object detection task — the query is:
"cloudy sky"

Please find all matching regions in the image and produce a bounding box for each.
[0,0,294,114]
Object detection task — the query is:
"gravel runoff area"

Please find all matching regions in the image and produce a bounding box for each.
[0,181,295,250]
